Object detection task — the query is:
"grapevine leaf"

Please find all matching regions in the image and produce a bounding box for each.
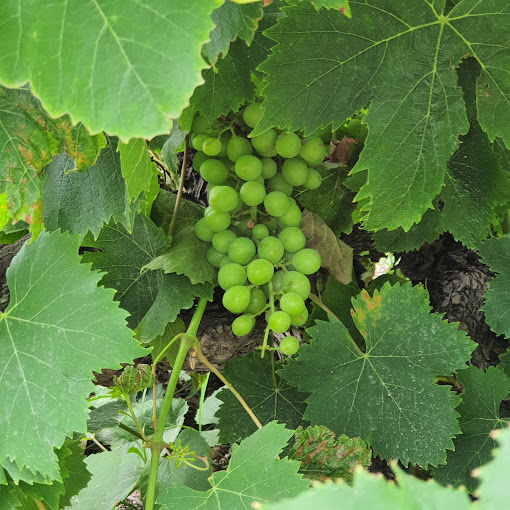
[0,487,19,509]
[204,1,263,64]
[296,163,355,236]
[0,87,105,230]
[157,422,310,509]
[215,353,309,443]
[280,282,476,467]
[288,425,371,483]
[477,235,510,338]
[259,464,471,510]
[254,1,485,231]
[195,388,221,427]
[118,138,155,202]
[433,366,510,492]
[300,210,353,285]
[147,319,186,367]
[66,444,143,510]
[499,351,510,379]
[0,230,146,479]
[42,143,133,239]
[160,121,187,173]
[0,1,223,140]
[59,440,92,509]
[191,40,255,120]
[146,190,214,284]
[87,399,127,434]
[82,213,212,342]
[310,0,351,17]
[476,426,510,509]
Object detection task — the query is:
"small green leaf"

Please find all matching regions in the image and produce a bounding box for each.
[118,138,155,202]
[311,0,351,16]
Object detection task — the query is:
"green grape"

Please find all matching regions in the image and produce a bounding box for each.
[222,285,251,314]
[265,217,278,233]
[247,258,274,285]
[193,151,210,171]
[267,173,293,196]
[207,246,224,268]
[200,159,228,184]
[309,124,333,143]
[194,217,214,242]
[303,168,322,190]
[232,314,255,336]
[347,118,363,137]
[243,103,263,128]
[212,230,237,253]
[290,308,308,327]
[268,310,291,333]
[204,207,231,232]
[235,154,263,181]
[191,114,220,135]
[252,223,269,240]
[258,236,284,264]
[251,128,278,154]
[256,147,278,158]
[240,181,266,206]
[218,263,246,290]
[279,292,305,316]
[293,248,321,275]
[227,135,253,162]
[272,270,285,292]
[278,203,302,227]
[282,158,308,186]
[264,191,290,217]
[208,185,239,212]
[275,132,301,158]
[279,227,306,252]
[191,133,209,151]
[217,132,230,158]
[260,158,278,179]
[202,137,222,156]
[228,237,256,265]
[219,255,232,268]
[299,136,326,166]
[281,271,310,300]
[279,336,300,355]
[245,287,267,314]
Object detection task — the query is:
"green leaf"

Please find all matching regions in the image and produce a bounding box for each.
[161,121,187,173]
[476,426,510,510]
[82,213,212,342]
[280,282,475,467]
[148,319,186,367]
[0,1,223,140]
[215,353,309,443]
[59,440,92,509]
[42,143,133,238]
[87,399,127,434]
[288,425,371,483]
[255,1,489,231]
[66,444,143,510]
[0,87,105,229]
[477,234,510,338]
[259,463,471,510]
[0,230,146,479]
[118,138,156,202]
[157,422,310,509]
[204,1,263,64]
[0,487,20,509]
[310,0,351,17]
[433,366,510,492]
[296,163,355,236]
[146,190,214,284]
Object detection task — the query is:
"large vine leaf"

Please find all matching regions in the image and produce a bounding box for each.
[0,1,222,140]
[0,230,146,480]
[253,1,510,231]
[477,235,510,338]
[311,1,351,17]
[433,366,510,492]
[157,422,310,509]
[0,87,105,231]
[82,213,212,342]
[42,142,133,238]
[215,353,309,443]
[204,0,263,64]
[280,282,476,467]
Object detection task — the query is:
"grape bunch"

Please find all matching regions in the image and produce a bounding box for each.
[191,102,326,356]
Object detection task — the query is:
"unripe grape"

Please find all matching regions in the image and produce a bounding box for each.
[281,271,311,300]
[279,227,306,253]
[280,292,305,316]
[228,237,256,265]
[245,287,267,314]
[240,181,266,206]
[290,307,308,327]
[193,151,210,171]
[222,285,251,314]
[204,207,231,232]
[218,263,246,290]
[212,230,237,253]
[264,191,290,217]
[194,217,214,242]
[202,137,222,156]
[304,168,322,190]
[278,203,302,227]
[191,114,221,136]
[282,158,308,186]
[258,236,284,264]
[299,136,326,166]
[247,258,274,285]
[347,118,363,137]
[227,135,253,162]
[232,314,255,336]
[260,158,278,179]
[191,133,209,151]
[267,173,293,196]
[217,132,230,158]
[292,248,321,275]
[279,336,300,355]
[219,255,232,268]
[200,159,228,184]
[252,224,269,240]
[207,246,224,268]
[243,103,263,128]
[272,270,285,292]
[235,155,263,181]
[251,129,278,154]
[268,310,291,333]
[208,186,239,212]
[275,132,301,158]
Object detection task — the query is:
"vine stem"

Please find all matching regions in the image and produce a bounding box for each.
[145,298,207,510]
[125,398,149,442]
[34,501,46,510]
[167,135,189,238]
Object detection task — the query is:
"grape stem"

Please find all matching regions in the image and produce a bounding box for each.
[260,280,276,358]
[168,134,189,237]
[33,501,46,510]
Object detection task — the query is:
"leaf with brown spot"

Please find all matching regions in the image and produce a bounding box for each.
[300,209,353,284]
[329,136,356,164]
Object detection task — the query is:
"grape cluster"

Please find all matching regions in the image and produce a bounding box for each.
[191,103,326,356]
